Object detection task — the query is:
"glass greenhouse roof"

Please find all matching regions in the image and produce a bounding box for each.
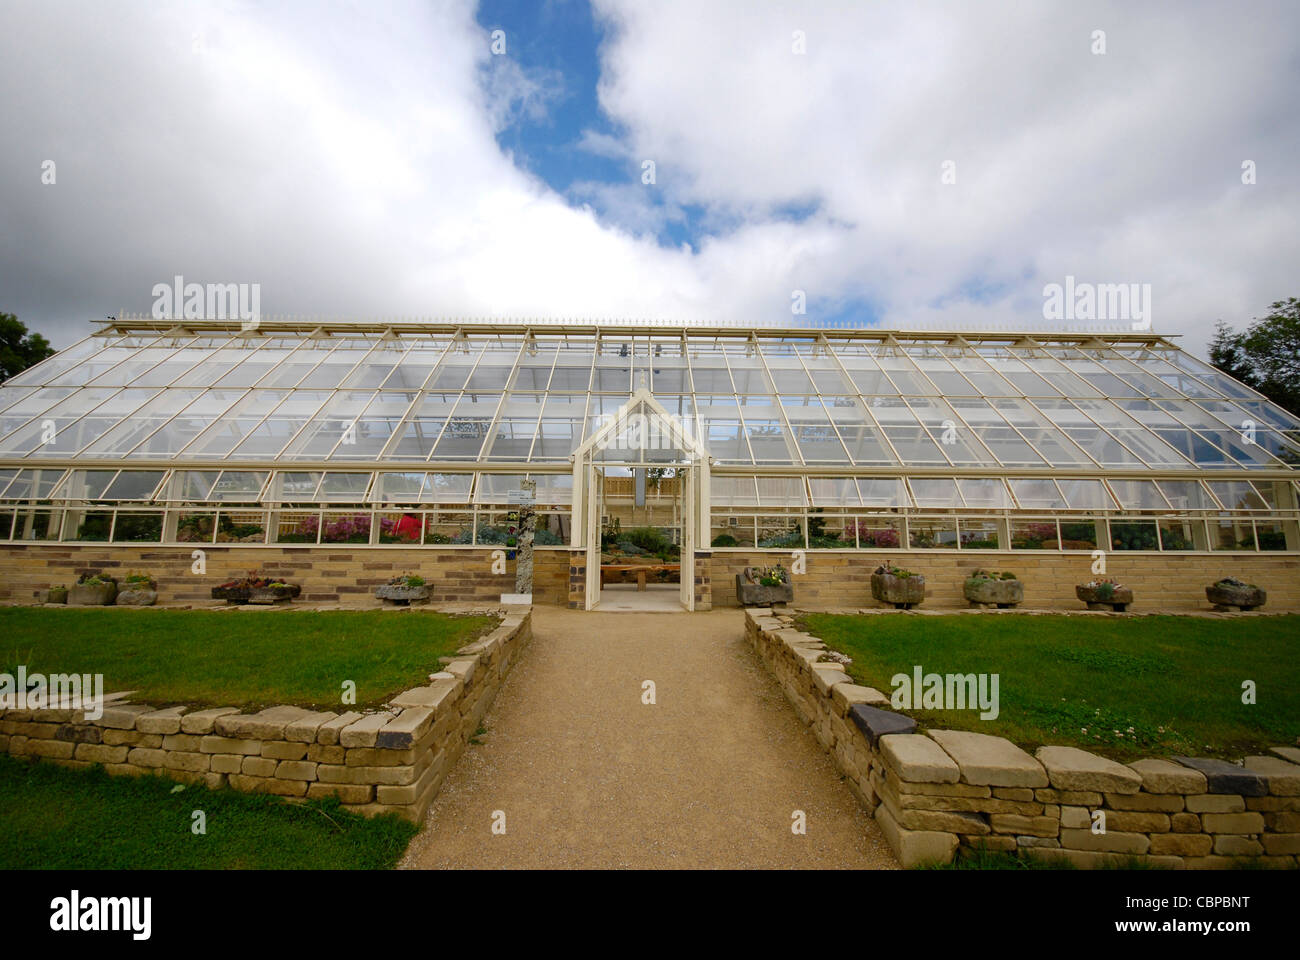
[1,322,1297,473]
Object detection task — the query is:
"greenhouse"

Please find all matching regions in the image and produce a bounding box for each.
[0,318,1296,610]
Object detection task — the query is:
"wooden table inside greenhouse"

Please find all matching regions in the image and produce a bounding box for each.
[599,563,680,591]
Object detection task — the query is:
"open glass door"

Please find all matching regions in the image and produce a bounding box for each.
[679,465,694,610]
[584,463,602,609]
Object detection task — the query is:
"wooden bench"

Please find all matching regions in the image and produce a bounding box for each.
[600,563,680,591]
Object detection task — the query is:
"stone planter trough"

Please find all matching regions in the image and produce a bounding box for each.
[212,584,301,606]
[871,572,925,609]
[1205,582,1266,612]
[1075,584,1133,612]
[375,583,432,606]
[117,584,158,606]
[735,576,794,606]
[68,582,117,606]
[963,577,1024,609]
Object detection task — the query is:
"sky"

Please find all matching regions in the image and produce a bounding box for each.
[0,0,1297,356]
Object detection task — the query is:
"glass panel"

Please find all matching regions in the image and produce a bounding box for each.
[1010,520,1059,549]
[168,471,219,501]
[710,515,755,548]
[958,519,1001,549]
[909,478,961,508]
[3,469,65,501]
[174,511,219,543]
[757,516,803,548]
[53,470,116,501]
[858,477,909,507]
[274,511,320,544]
[756,476,807,506]
[1210,518,1255,550]
[1158,519,1197,551]
[317,473,372,502]
[956,478,1013,508]
[13,509,60,540]
[102,471,165,501]
[710,476,758,506]
[808,477,862,507]
[111,511,163,542]
[376,510,425,544]
[425,510,473,544]
[1107,479,1169,510]
[1255,520,1288,551]
[1156,480,1217,511]
[908,517,957,548]
[1057,520,1099,550]
[1206,481,1268,511]
[210,471,269,502]
[1058,479,1116,510]
[67,509,114,541]
[1008,478,1065,509]
[850,517,902,549]
[1109,519,1159,550]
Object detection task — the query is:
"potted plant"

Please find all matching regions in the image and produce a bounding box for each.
[375,573,431,606]
[116,571,158,606]
[735,564,793,606]
[871,564,925,609]
[1075,577,1133,612]
[46,585,68,604]
[68,572,118,606]
[212,570,302,605]
[963,569,1024,608]
[1206,576,1266,611]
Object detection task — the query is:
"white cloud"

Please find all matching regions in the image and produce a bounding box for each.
[0,0,1295,357]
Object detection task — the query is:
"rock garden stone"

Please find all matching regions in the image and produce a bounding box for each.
[870,565,925,609]
[1205,577,1266,611]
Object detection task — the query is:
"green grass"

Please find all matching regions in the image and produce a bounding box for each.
[800,613,1300,760]
[0,755,416,869]
[0,608,496,710]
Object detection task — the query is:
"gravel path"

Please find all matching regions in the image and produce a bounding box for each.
[400,607,898,869]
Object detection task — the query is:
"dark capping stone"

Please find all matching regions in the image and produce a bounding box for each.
[849,704,916,747]
[1172,757,1269,796]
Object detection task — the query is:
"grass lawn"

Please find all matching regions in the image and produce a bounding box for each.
[0,755,416,869]
[800,613,1300,760]
[0,608,497,709]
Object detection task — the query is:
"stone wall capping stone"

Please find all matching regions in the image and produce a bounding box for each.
[928,729,1048,788]
[880,733,960,784]
[1242,756,1300,796]
[1173,756,1269,796]
[830,683,891,715]
[1035,745,1142,794]
[180,707,240,735]
[1127,758,1208,795]
[848,704,917,747]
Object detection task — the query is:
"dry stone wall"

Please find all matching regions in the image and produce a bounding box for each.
[0,610,531,823]
[745,609,1300,869]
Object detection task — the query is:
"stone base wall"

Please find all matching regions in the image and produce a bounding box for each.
[744,609,1300,869]
[693,551,712,610]
[0,610,531,823]
[0,545,570,607]
[718,551,1300,611]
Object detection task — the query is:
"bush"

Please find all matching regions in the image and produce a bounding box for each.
[710,533,738,547]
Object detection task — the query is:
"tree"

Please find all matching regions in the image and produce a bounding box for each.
[1209,298,1300,416]
[0,314,55,381]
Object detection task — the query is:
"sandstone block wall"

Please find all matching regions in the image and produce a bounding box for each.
[719,551,1300,611]
[1,610,531,823]
[744,609,1300,869]
[0,545,570,607]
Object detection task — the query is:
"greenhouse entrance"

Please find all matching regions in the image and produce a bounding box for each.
[573,389,711,611]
